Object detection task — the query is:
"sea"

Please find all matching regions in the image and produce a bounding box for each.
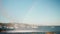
[0,26,60,34]
[0,32,60,34]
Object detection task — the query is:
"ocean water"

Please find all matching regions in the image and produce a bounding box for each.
[36,26,60,32]
[0,26,60,34]
[0,32,60,34]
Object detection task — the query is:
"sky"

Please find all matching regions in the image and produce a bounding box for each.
[0,0,60,25]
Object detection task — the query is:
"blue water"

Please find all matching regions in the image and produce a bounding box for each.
[0,32,60,34]
[0,26,60,34]
[37,26,60,32]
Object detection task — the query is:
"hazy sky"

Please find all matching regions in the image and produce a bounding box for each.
[0,0,60,25]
